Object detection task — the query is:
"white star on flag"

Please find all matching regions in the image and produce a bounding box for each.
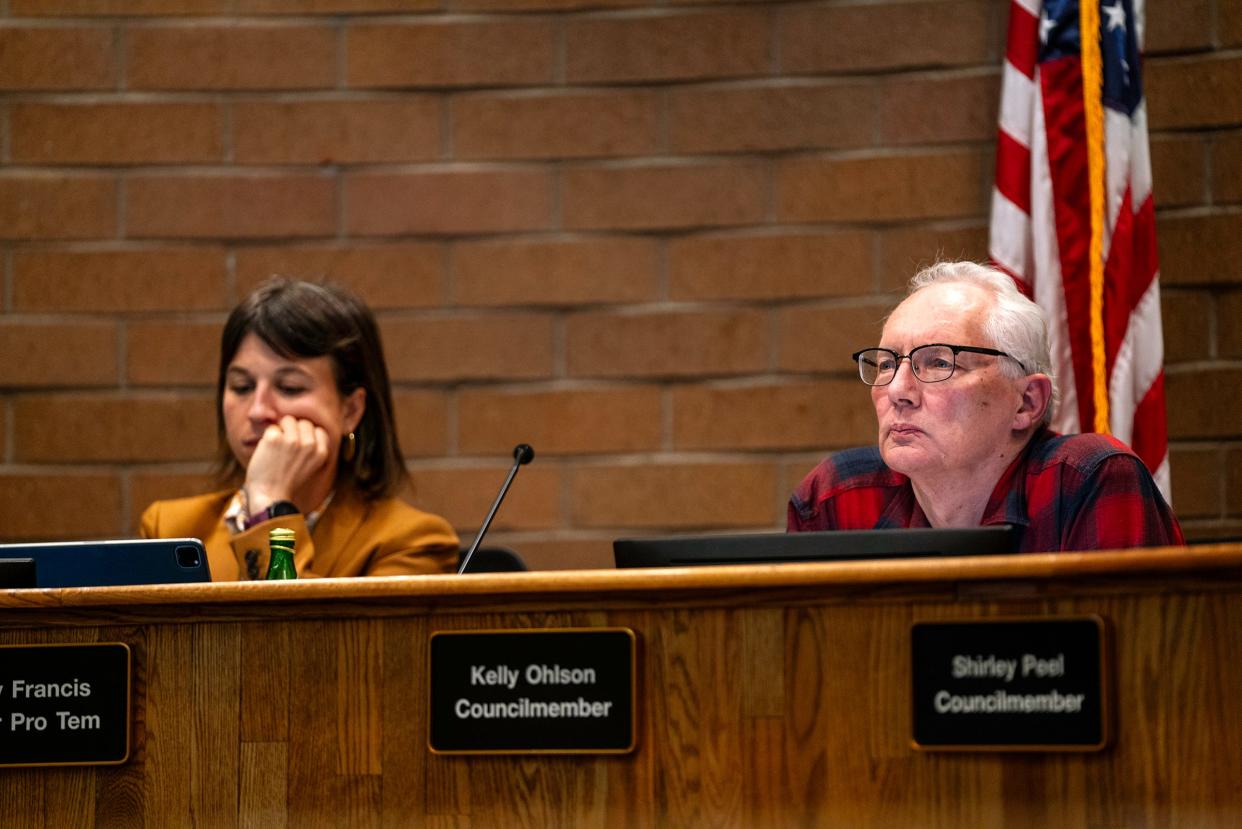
[1103,1,1125,32]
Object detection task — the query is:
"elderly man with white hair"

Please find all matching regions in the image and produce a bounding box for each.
[788,261,1183,552]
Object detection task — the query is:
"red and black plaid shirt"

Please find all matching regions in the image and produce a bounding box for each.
[787,427,1184,552]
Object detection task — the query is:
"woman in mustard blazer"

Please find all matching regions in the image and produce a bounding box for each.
[141,279,458,580]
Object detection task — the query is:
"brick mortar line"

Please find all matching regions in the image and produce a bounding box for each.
[1154,204,1242,219]
[0,239,232,251]
[2,387,215,399]
[0,161,572,175]
[1164,359,1242,373]
[0,311,229,324]
[0,91,473,104]
[3,152,1005,176]
[0,462,140,475]
[1168,440,1242,453]
[404,451,799,469]
[0,67,1012,103]
[418,378,676,394]
[1146,47,1242,66]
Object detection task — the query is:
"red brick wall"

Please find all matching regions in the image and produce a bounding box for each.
[1,0,1239,569]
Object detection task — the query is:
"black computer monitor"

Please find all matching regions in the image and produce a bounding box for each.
[613,525,1016,568]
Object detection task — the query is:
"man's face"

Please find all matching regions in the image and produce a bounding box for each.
[872,282,1028,482]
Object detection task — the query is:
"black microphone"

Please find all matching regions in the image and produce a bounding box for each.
[458,444,534,574]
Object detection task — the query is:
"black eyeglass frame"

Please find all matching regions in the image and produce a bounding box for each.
[850,343,1023,386]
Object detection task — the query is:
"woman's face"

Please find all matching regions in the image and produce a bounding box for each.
[222,333,364,469]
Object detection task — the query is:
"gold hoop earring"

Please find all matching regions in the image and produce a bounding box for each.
[343,431,357,462]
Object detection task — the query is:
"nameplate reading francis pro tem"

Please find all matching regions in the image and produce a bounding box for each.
[0,643,131,767]
[428,629,636,754]
[911,617,1109,751]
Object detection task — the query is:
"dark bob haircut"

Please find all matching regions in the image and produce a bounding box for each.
[215,278,407,500]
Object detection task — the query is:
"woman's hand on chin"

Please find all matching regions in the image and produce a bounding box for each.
[244,415,332,514]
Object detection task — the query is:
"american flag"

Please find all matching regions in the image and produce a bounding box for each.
[989,0,1170,498]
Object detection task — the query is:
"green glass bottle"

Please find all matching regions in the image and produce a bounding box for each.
[266,527,298,580]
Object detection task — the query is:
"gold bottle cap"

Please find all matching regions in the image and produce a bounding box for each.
[269,528,296,544]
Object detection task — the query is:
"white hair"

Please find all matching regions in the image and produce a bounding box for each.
[906,261,1057,425]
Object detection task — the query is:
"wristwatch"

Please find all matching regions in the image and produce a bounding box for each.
[245,500,300,530]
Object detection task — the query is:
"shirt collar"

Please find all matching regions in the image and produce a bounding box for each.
[980,427,1054,527]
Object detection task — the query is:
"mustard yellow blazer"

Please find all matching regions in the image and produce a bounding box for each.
[140,486,459,581]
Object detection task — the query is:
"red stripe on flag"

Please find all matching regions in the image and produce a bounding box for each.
[1006,1,1040,79]
[1102,187,1160,380]
[1103,187,1135,375]
[1130,371,1168,474]
[995,129,1032,213]
[1132,192,1159,297]
[1040,55,1098,435]
[1126,160,1166,481]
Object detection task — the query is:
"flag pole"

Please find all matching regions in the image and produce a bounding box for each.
[1080,0,1111,434]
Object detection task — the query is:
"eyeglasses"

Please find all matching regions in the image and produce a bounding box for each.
[851,343,1022,386]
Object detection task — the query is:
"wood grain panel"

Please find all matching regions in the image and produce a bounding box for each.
[45,768,95,828]
[336,619,382,776]
[141,624,193,824]
[284,620,337,827]
[239,741,287,829]
[191,623,239,827]
[379,616,432,824]
[740,608,784,717]
[240,620,289,742]
[2,548,1242,826]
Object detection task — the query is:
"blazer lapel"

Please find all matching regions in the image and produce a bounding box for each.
[312,486,368,575]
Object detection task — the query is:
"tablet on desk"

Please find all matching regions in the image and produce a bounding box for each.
[0,538,211,588]
[613,525,1016,568]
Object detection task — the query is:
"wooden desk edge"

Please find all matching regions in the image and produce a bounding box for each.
[2,543,1237,612]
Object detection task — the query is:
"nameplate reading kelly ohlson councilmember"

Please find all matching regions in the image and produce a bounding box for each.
[428,628,636,754]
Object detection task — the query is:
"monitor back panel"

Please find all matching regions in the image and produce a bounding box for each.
[613,526,1016,568]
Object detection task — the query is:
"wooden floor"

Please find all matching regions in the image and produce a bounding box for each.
[2,545,1241,827]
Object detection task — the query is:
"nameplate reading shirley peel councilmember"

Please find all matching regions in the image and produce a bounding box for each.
[911,617,1109,751]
